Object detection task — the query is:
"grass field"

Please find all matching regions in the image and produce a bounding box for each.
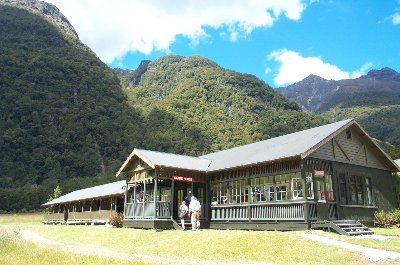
[1,213,399,265]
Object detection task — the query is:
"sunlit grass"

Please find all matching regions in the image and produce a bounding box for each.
[308,228,400,253]
[0,227,149,265]
[10,223,370,265]
[0,212,43,224]
[3,213,400,264]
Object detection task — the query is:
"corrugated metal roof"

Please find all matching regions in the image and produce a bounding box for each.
[395,159,400,169]
[42,180,126,206]
[135,149,211,171]
[201,119,354,171]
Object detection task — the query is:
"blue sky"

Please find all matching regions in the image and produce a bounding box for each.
[48,0,400,87]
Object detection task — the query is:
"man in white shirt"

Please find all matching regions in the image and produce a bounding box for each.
[189,196,201,230]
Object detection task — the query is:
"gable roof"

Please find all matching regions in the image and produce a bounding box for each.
[116,119,400,176]
[115,149,211,177]
[42,180,126,206]
[201,119,354,171]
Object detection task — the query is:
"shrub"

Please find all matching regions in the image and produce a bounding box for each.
[374,210,392,227]
[374,209,400,227]
[110,212,124,228]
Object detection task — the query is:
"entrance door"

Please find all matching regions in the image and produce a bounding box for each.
[315,177,328,220]
[173,182,191,219]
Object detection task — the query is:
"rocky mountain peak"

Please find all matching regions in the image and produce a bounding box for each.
[366,67,400,80]
[0,0,78,39]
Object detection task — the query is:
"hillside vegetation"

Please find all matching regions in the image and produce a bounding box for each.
[0,4,143,211]
[116,55,328,155]
[1,2,327,212]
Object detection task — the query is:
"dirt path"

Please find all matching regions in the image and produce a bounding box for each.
[17,228,271,265]
[301,231,400,262]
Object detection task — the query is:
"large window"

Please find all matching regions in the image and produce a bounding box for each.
[338,174,374,206]
[211,179,248,205]
[251,176,274,202]
[211,172,307,205]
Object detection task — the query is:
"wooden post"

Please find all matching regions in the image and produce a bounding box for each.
[247,168,251,222]
[153,177,158,219]
[301,160,310,229]
[171,176,175,220]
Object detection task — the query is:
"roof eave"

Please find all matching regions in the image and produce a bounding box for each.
[115,149,156,178]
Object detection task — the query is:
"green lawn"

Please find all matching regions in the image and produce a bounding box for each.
[309,227,400,253]
[1,213,398,265]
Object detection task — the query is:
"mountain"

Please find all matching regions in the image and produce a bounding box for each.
[0,1,328,212]
[114,55,328,155]
[276,68,400,112]
[277,68,400,158]
[0,1,143,211]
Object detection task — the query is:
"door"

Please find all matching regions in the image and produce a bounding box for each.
[173,182,191,219]
[315,177,328,220]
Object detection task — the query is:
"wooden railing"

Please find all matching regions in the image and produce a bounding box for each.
[125,201,171,219]
[211,202,318,222]
[43,210,115,222]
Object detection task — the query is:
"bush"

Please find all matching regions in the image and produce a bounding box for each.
[374,210,392,227]
[374,209,400,227]
[110,212,124,228]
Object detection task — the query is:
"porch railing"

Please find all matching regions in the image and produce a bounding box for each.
[211,202,318,222]
[125,201,171,219]
[43,210,115,222]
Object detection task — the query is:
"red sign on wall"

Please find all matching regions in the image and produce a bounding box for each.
[314,170,325,177]
[172,176,194,182]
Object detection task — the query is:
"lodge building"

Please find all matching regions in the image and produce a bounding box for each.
[43,119,399,232]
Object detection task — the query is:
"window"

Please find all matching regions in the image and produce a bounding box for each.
[324,174,334,201]
[346,128,352,139]
[339,173,374,206]
[251,176,274,202]
[211,179,248,205]
[365,177,374,205]
[306,173,314,199]
[290,173,304,200]
[275,174,290,201]
[339,174,347,203]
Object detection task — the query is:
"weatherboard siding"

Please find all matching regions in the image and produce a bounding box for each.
[311,126,384,169]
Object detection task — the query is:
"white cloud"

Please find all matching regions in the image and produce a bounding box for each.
[351,62,373,78]
[393,12,400,24]
[267,49,373,86]
[267,49,349,86]
[46,0,307,63]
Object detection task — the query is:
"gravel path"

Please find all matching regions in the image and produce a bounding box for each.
[18,229,272,265]
[301,231,400,262]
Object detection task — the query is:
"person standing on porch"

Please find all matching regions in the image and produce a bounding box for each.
[178,200,188,230]
[185,190,192,205]
[189,196,201,231]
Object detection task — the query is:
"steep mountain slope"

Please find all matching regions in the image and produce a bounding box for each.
[277,68,400,112]
[277,68,400,158]
[1,1,329,212]
[0,2,143,211]
[115,55,329,155]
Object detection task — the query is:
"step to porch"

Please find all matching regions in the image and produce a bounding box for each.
[312,220,374,236]
[171,219,193,231]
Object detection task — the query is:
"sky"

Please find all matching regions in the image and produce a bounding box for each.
[46,0,400,88]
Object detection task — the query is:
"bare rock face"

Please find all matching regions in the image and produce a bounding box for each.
[277,68,400,112]
[0,0,78,39]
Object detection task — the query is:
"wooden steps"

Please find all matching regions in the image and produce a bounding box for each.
[312,220,374,236]
[171,219,192,230]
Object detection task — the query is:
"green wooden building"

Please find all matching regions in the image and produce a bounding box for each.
[43,119,399,232]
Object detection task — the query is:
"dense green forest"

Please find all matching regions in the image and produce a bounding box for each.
[116,55,328,155]
[0,4,143,211]
[0,3,330,212]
